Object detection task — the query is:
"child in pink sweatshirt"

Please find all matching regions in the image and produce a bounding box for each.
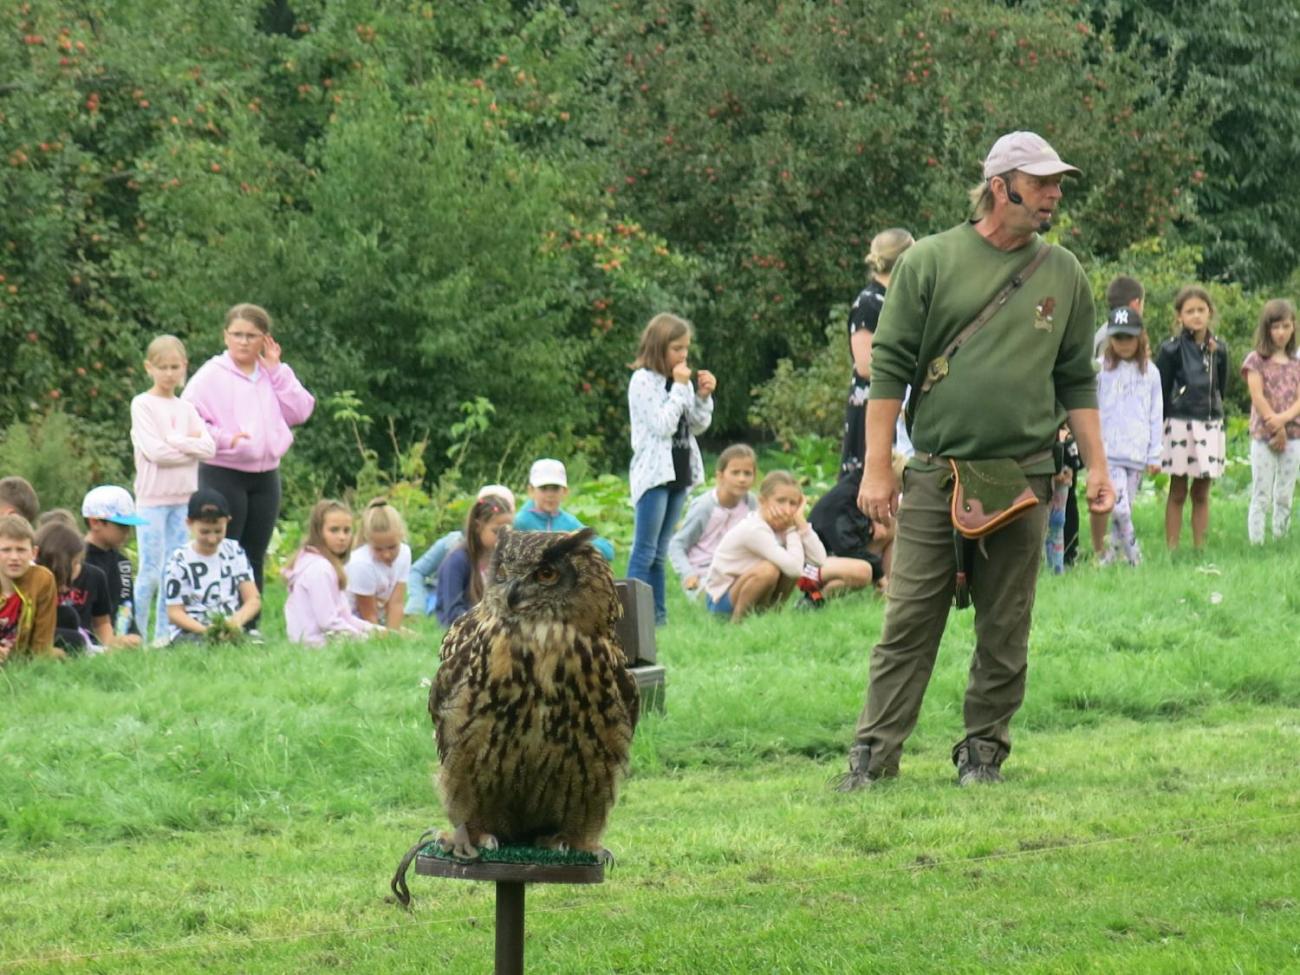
[131,335,216,644]
[283,500,380,648]
[182,303,315,619]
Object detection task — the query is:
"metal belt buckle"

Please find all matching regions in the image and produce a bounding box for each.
[926,356,950,384]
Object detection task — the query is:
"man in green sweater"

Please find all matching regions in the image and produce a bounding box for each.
[837,131,1115,791]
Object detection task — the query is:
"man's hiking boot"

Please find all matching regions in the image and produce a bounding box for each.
[953,736,1008,787]
[833,743,879,792]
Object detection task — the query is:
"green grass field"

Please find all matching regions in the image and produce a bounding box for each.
[2,492,1298,973]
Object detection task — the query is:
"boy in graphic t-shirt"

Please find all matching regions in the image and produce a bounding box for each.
[164,489,260,645]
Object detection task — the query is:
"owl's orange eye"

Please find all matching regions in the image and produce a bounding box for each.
[534,565,559,585]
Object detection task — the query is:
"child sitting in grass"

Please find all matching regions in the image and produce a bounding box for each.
[514,459,615,561]
[436,494,514,627]
[703,470,828,622]
[405,484,515,617]
[164,489,261,645]
[283,500,380,647]
[81,485,146,647]
[668,444,757,598]
[35,521,113,655]
[346,498,410,629]
[0,514,58,662]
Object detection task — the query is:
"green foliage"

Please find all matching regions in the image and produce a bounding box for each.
[579,0,1203,433]
[1077,0,1300,286]
[748,316,850,447]
[0,410,125,513]
[201,614,247,647]
[1,0,1295,495]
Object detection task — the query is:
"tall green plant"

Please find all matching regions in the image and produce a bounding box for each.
[0,410,125,514]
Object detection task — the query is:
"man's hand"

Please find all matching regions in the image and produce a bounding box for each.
[1084,466,1115,514]
[858,465,900,527]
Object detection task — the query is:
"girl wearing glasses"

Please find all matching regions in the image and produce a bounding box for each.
[183,303,315,615]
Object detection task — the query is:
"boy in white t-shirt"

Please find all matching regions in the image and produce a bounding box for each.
[346,498,411,628]
[164,489,260,645]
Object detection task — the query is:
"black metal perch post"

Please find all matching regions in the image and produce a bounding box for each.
[394,845,604,975]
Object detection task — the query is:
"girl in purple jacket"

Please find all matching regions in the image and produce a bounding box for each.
[183,304,315,611]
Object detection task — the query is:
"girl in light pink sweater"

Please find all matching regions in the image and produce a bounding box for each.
[283,500,380,647]
[131,335,215,644]
[705,470,874,622]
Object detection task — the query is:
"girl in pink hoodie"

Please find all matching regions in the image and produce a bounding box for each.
[183,303,315,619]
[283,500,380,647]
[131,335,216,644]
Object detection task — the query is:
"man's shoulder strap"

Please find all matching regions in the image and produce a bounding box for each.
[906,243,1054,434]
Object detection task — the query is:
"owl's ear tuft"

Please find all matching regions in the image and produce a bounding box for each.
[542,527,596,562]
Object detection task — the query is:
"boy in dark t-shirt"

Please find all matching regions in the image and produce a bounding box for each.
[81,485,146,648]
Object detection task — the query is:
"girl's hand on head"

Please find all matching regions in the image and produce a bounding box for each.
[259,335,282,370]
[793,494,808,531]
[695,369,717,398]
[671,361,692,385]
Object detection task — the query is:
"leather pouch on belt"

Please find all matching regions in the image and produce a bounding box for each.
[949,458,1039,540]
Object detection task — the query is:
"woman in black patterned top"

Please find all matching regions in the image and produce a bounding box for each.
[840,228,914,479]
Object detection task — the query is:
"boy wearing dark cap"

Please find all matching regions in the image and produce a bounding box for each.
[163,489,260,644]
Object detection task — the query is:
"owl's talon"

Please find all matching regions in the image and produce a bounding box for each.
[437,824,482,861]
[596,848,615,868]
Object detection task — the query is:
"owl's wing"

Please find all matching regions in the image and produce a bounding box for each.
[428,608,493,763]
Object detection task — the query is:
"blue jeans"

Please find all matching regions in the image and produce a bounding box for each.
[627,484,688,625]
[135,503,189,643]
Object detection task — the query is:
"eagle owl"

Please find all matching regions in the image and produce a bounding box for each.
[428,527,639,860]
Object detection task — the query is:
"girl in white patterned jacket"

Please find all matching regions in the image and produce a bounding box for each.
[626,313,715,625]
[1093,306,1163,565]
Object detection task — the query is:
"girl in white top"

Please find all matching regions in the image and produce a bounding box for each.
[626,313,715,625]
[346,497,411,628]
[130,335,216,644]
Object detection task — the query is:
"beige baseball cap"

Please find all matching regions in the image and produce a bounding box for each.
[982,131,1081,179]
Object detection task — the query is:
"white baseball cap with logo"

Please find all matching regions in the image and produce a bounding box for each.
[983,131,1082,180]
[81,485,148,526]
[528,459,568,488]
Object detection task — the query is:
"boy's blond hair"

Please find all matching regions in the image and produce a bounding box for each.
[0,513,35,543]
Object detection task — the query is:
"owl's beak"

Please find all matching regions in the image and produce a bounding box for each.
[505,579,524,612]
